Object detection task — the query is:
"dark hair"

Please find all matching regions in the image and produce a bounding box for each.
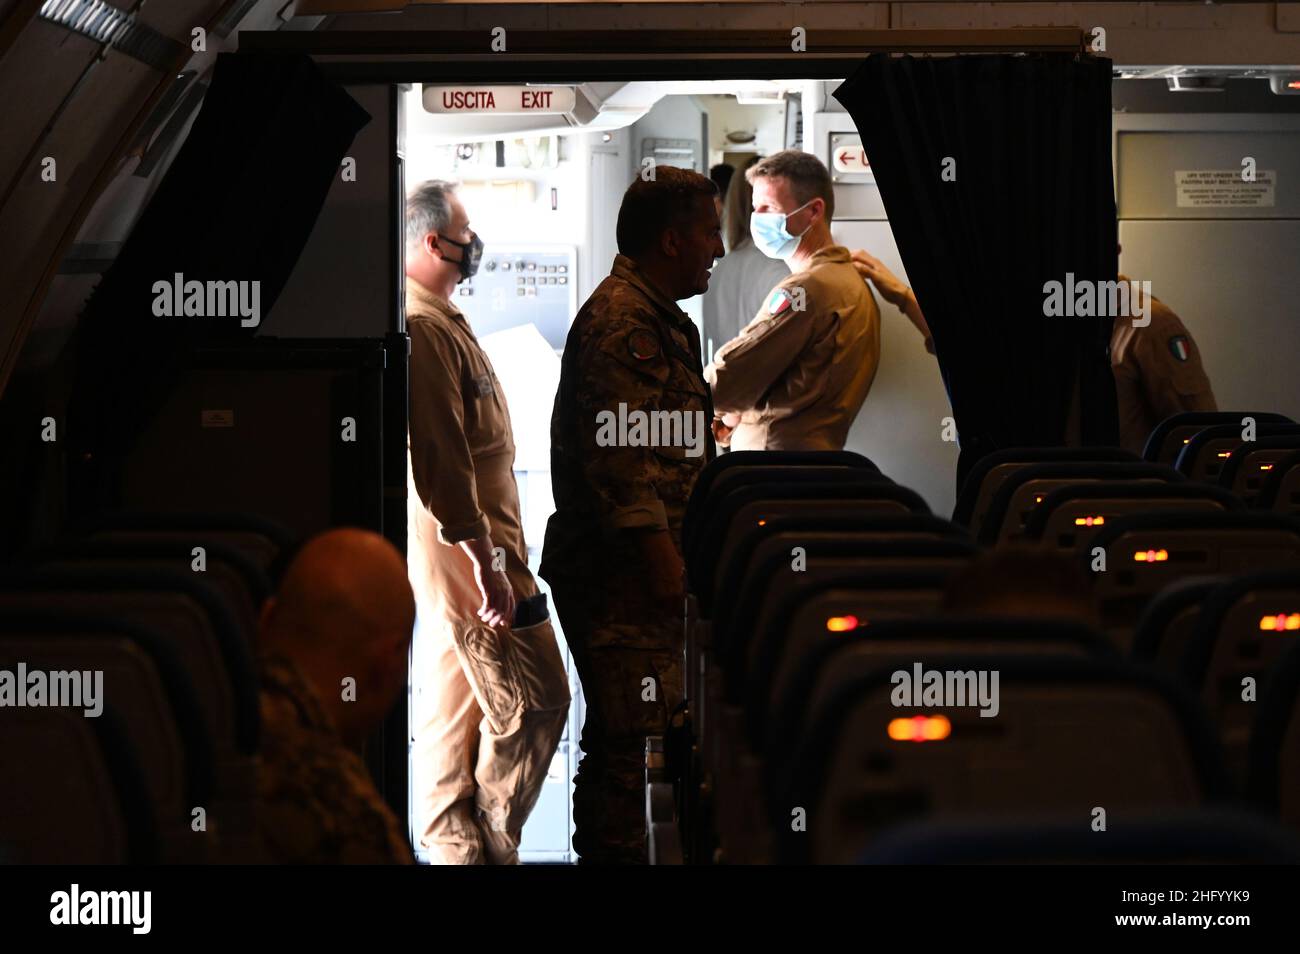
[615,165,718,258]
[709,163,736,197]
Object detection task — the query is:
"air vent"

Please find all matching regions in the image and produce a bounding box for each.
[39,0,184,71]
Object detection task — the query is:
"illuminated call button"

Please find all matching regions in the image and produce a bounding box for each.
[1259,613,1300,632]
[888,715,951,742]
[1133,549,1169,562]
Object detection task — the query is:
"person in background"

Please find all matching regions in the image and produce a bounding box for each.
[542,165,720,864]
[700,155,790,365]
[1113,247,1217,454]
[850,244,1218,455]
[404,180,570,865]
[255,528,416,865]
[708,162,736,222]
[705,150,880,451]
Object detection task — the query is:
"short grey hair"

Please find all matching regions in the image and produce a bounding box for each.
[406,179,459,248]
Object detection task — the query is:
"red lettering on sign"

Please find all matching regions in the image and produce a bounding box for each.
[442,90,497,110]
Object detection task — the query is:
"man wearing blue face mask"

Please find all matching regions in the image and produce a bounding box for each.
[704,150,881,451]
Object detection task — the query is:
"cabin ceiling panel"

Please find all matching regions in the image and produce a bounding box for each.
[0,19,99,194]
[0,47,160,387]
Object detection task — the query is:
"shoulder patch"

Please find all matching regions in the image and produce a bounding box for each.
[766,287,793,317]
[1168,335,1191,362]
[627,328,661,361]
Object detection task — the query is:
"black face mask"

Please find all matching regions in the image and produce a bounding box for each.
[438,232,484,281]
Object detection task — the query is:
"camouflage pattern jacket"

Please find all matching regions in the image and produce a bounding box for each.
[256,654,414,865]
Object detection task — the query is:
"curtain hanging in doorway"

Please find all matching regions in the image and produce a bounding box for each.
[833,53,1119,492]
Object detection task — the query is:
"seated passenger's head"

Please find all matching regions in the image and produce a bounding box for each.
[745,150,834,260]
[405,179,483,300]
[615,165,722,300]
[709,163,736,219]
[942,547,1101,628]
[258,528,416,747]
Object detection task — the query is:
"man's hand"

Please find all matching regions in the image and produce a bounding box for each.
[460,534,517,628]
[638,529,685,611]
[711,412,740,446]
[850,249,909,308]
[850,249,933,349]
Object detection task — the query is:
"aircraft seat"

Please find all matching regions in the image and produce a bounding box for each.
[1175,423,1300,483]
[775,655,1228,864]
[975,462,1184,546]
[1023,481,1241,553]
[1142,411,1295,466]
[952,446,1137,530]
[0,706,157,864]
[855,809,1300,863]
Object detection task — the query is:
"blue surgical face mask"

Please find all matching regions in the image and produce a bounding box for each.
[749,199,816,260]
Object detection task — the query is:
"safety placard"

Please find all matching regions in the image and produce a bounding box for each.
[424,86,577,115]
[831,144,871,175]
[1175,169,1276,208]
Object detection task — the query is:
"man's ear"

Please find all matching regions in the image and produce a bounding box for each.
[660,226,680,259]
[425,233,441,260]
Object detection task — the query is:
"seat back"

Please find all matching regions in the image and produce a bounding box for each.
[1256,449,1300,516]
[0,706,157,863]
[1219,437,1300,505]
[856,810,1300,863]
[1088,512,1300,639]
[1175,423,1300,483]
[692,477,928,597]
[1181,570,1300,781]
[682,451,877,559]
[1246,643,1300,828]
[952,446,1137,529]
[780,656,1226,864]
[700,511,965,617]
[1142,411,1295,465]
[1024,482,1240,553]
[976,462,1182,545]
[762,618,1113,769]
[1130,577,1224,671]
[716,534,976,661]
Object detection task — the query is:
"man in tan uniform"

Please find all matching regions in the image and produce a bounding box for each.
[848,251,1218,455]
[405,180,570,864]
[1111,274,1217,454]
[705,151,881,451]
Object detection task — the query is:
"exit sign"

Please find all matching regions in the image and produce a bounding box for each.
[424,86,577,115]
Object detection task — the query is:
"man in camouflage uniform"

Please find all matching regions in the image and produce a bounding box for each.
[255,528,415,864]
[541,166,721,864]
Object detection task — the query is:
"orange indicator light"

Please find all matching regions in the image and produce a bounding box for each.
[888,715,952,742]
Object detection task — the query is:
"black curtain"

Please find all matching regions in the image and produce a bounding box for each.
[833,53,1119,492]
[69,52,371,511]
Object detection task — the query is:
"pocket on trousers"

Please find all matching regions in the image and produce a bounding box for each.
[508,618,571,714]
[453,621,525,736]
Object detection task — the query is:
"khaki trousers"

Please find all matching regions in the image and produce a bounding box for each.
[413,610,570,864]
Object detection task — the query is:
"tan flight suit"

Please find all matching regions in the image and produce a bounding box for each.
[1111,276,1217,455]
[704,244,881,451]
[406,277,570,865]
